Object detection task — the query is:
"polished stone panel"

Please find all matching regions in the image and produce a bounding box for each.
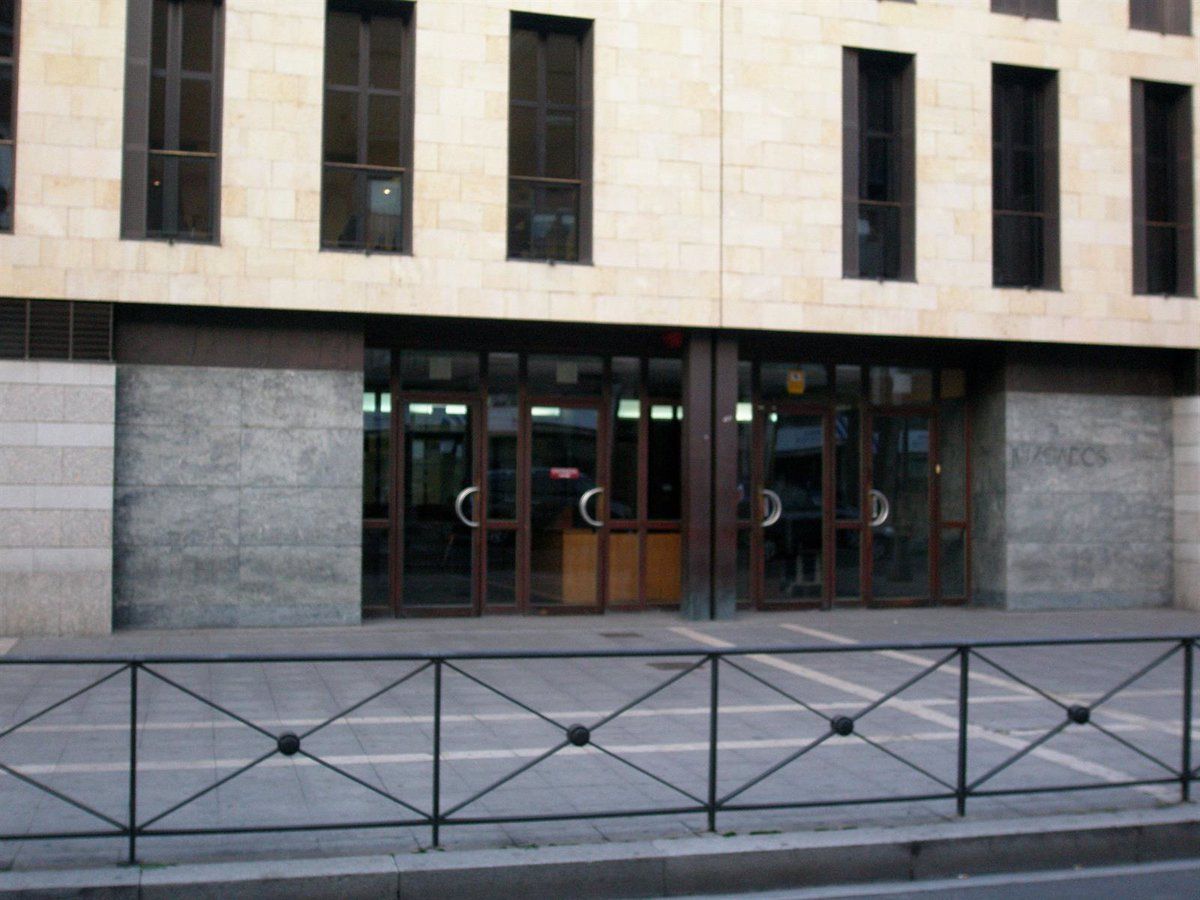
[113,365,363,628]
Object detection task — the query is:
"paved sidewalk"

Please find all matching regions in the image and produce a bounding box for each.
[0,607,1198,872]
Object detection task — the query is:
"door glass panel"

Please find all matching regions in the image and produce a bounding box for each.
[487,395,518,520]
[529,406,600,607]
[835,529,862,601]
[403,403,474,608]
[736,527,752,603]
[834,407,860,521]
[485,530,518,606]
[647,406,682,520]
[869,367,933,405]
[527,354,603,396]
[611,357,639,523]
[761,363,830,401]
[762,411,824,603]
[399,350,479,392]
[871,415,931,600]
[737,362,753,522]
[362,527,389,609]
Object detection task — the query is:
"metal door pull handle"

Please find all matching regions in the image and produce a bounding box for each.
[579,487,604,528]
[762,489,782,528]
[869,488,890,528]
[454,486,481,528]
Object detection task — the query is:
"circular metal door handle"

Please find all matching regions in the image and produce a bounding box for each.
[762,489,783,528]
[579,487,604,528]
[869,488,890,528]
[454,486,481,528]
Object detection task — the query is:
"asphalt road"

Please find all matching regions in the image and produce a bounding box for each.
[695,858,1200,898]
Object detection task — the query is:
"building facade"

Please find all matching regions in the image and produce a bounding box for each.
[1,0,1198,634]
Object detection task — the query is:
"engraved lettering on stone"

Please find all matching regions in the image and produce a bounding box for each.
[1010,445,1110,469]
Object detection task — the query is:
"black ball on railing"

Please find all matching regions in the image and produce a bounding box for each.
[830,716,855,737]
[567,724,591,747]
[1067,705,1090,726]
[277,732,302,756]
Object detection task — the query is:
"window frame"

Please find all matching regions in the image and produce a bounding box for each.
[990,0,1058,20]
[121,0,224,244]
[0,0,18,234]
[991,64,1059,290]
[1130,0,1192,35]
[1132,79,1194,297]
[320,1,415,255]
[842,47,916,282]
[507,11,593,264]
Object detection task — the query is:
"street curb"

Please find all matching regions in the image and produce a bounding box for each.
[1,805,1198,898]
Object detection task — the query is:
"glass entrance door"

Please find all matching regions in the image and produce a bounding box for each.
[867,412,933,603]
[760,408,828,607]
[400,400,480,613]
[526,404,604,611]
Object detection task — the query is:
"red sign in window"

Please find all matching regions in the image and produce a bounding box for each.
[549,467,581,480]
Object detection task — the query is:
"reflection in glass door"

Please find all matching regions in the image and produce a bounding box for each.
[527,405,603,609]
[401,402,478,611]
[869,414,932,601]
[761,410,826,606]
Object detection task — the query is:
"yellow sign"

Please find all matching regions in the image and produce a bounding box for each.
[786,369,806,395]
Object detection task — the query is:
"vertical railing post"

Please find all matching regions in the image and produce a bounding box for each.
[956,647,970,817]
[1182,639,1193,803]
[432,658,442,847]
[128,662,138,865]
[707,652,719,832]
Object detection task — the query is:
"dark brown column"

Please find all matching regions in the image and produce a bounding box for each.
[681,332,714,619]
[711,335,740,619]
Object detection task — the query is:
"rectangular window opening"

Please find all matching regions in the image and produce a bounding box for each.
[843,48,915,282]
[1133,79,1193,297]
[507,12,592,263]
[992,64,1058,289]
[0,0,18,232]
[1130,0,1191,35]
[321,1,415,254]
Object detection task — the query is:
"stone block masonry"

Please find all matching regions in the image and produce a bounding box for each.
[1175,396,1200,610]
[113,365,363,628]
[0,360,115,636]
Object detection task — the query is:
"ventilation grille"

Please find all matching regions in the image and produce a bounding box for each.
[0,300,114,361]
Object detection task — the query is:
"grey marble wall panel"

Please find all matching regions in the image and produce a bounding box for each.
[238,428,360,487]
[114,364,363,629]
[971,369,1175,610]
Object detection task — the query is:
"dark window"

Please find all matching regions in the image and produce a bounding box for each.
[992,65,1058,289]
[1133,80,1193,296]
[508,13,592,263]
[321,2,414,253]
[1130,0,1191,34]
[0,1,16,232]
[991,0,1057,19]
[0,300,114,361]
[122,0,222,242]
[843,49,914,281]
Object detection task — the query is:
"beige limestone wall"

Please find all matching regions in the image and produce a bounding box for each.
[1,0,1198,349]
[0,361,115,636]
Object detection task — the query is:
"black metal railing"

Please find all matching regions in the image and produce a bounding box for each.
[0,635,1195,865]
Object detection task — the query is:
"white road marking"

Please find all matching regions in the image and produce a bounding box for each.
[779,622,1194,739]
[0,721,1153,778]
[670,626,1177,801]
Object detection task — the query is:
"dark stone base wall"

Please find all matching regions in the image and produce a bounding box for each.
[971,357,1174,610]
[113,365,363,628]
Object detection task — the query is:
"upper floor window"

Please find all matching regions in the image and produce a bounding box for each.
[321,2,414,254]
[991,0,1056,19]
[0,0,16,233]
[508,13,592,263]
[1132,80,1193,296]
[1130,0,1191,34]
[121,0,223,243]
[843,48,915,281]
[992,65,1058,289]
